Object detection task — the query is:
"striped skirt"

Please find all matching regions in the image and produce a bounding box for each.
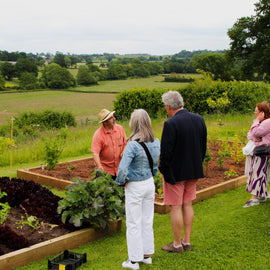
[246,156,269,197]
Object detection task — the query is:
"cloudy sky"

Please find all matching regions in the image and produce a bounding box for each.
[1,0,256,55]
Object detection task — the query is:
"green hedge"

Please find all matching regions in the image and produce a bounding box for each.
[113,80,270,119]
[15,110,77,130]
[113,88,167,120]
[182,80,270,114]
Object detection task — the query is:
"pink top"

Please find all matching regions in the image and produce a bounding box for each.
[247,118,270,146]
[91,124,127,175]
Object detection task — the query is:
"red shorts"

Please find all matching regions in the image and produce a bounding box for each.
[163,177,198,205]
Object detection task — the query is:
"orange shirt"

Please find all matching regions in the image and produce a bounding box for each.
[91,124,127,176]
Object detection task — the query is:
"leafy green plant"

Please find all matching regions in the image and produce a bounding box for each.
[217,141,230,168]
[44,128,68,170]
[230,135,245,164]
[207,92,230,125]
[0,190,11,224]
[67,164,77,172]
[154,171,163,192]
[16,215,40,230]
[203,149,213,176]
[57,172,125,231]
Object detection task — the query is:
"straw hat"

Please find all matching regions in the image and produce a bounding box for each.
[98,109,115,123]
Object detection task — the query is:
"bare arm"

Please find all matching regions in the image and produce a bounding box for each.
[93,152,103,170]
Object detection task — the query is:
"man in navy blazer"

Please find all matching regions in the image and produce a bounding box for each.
[159,90,207,253]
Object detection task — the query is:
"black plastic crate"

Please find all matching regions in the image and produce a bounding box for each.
[48,250,87,270]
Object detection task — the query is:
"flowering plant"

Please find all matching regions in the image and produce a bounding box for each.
[224,167,238,178]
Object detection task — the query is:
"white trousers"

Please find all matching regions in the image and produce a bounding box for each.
[125,177,155,262]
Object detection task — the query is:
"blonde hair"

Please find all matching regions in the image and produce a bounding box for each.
[128,109,155,142]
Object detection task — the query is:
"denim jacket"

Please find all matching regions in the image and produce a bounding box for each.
[115,138,160,185]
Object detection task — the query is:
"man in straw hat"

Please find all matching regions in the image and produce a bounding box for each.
[91,109,127,179]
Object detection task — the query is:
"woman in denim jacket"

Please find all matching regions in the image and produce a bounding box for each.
[116,109,160,270]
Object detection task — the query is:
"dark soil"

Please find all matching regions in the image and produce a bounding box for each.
[1,141,245,256]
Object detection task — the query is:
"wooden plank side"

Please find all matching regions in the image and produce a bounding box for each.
[17,170,73,189]
[0,220,122,269]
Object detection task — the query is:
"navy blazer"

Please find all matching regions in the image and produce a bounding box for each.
[159,109,207,185]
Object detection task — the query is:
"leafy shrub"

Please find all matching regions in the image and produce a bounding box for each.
[181,79,270,114]
[0,137,15,152]
[164,74,195,82]
[44,128,68,170]
[58,172,125,231]
[113,88,167,120]
[113,78,270,120]
[19,72,39,90]
[41,63,76,89]
[15,110,76,130]
[230,135,245,164]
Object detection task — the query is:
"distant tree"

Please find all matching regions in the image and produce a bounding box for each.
[106,64,128,80]
[0,50,9,61]
[0,62,16,80]
[0,73,5,90]
[227,0,270,81]
[53,53,66,67]
[35,57,45,67]
[70,56,78,66]
[15,58,38,78]
[192,53,232,81]
[76,65,97,85]
[19,72,39,90]
[64,57,71,67]
[41,63,76,89]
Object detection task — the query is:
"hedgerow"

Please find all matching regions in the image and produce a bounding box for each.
[15,110,76,130]
[113,88,167,120]
[113,79,270,119]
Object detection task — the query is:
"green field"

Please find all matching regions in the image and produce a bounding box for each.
[0,75,188,125]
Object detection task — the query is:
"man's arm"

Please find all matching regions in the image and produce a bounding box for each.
[93,152,103,171]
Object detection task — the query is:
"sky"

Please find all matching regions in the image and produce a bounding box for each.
[0,0,256,56]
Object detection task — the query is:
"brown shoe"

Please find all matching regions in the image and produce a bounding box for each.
[161,242,183,253]
[181,240,192,251]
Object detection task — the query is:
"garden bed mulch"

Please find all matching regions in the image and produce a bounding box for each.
[30,141,246,191]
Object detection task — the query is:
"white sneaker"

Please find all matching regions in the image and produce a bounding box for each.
[142,257,152,264]
[243,199,260,208]
[122,260,139,270]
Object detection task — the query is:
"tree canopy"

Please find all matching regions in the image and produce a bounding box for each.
[227,0,270,81]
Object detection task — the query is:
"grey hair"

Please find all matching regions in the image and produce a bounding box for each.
[128,109,155,142]
[162,90,184,109]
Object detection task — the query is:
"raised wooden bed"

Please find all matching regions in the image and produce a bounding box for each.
[17,161,247,215]
[0,219,122,270]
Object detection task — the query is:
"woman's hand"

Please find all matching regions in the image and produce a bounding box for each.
[257,111,265,122]
[255,137,262,142]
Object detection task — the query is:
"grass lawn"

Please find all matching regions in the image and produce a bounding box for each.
[15,185,270,270]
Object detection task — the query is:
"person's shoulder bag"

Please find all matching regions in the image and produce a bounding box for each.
[254,144,270,156]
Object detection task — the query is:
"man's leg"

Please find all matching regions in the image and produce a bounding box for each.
[182,201,194,244]
[170,205,183,246]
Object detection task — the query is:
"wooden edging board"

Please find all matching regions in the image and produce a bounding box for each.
[17,157,93,190]
[18,163,247,215]
[154,175,247,214]
[0,219,122,270]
